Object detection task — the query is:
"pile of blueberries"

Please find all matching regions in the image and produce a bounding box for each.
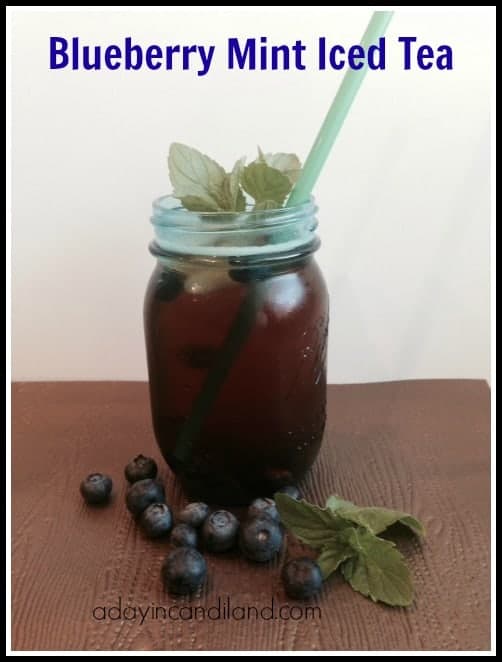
[80,454,322,600]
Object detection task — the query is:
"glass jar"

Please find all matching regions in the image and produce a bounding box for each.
[144,196,328,504]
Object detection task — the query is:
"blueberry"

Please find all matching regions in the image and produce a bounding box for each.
[126,478,165,516]
[282,558,323,599]
[276,485,301,500]
[248,497,280,523]
[140,502,173,538]
[201,510,239,552]
[80,473,113,505]
[228,266,275,283]
[161,547,207,595]
[171,523,198,548]
[124,454,158,483]
[156,269,185,302]
[178,502,210,528]
[239,517,283,562]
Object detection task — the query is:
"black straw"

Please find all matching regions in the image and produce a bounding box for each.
[174,282,265,464]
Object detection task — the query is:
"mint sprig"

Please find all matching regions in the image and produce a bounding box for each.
[168,142,228,212]
[167,143,302,212]
[316,534,353,578]
[272,493,352,548]
[222,157,247,212]
[240,162,291,209]
[275,493,425,608]
[326,494,425,538]
[340,527,414,607]
[256,147,302,185]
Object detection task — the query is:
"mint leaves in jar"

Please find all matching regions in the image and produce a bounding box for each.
[168,143,302,212]
[275,492,425,607]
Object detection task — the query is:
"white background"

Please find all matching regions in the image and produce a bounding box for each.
[11,8,491,383]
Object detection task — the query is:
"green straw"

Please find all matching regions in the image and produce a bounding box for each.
[174,11,394,467]
[287,10,394,206]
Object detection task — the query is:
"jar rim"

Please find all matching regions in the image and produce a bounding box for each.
[151,195,317,232]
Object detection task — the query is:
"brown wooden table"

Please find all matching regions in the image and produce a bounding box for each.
[11,380,491,651]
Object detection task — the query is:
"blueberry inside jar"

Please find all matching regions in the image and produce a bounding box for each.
[144,196,328,504]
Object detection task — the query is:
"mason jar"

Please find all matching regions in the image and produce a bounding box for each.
[144,196,328,504]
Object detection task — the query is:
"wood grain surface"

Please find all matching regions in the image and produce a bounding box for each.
[11,380,491,652]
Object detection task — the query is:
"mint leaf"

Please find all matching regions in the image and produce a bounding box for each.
[275,493,349,549]
[177,195,219,212]
[325,495,356,511]
[168,143,227,212]
[317,534,354,580]
[326,495,425,538]
[341,557,355,581]
[241,162,292,208]
[341,528,413,607]
[221,157,246,212]
[254,200,280,211]
[260,152,302,185]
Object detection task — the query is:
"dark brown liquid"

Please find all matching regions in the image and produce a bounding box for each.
[144,257,328,504]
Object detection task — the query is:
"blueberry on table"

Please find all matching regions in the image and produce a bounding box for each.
[201,510,239,552]
[170,523,198,548]
[178,502,210,528]
[239,517,283,562]
[140,503,173,538]
[126,478,165,516]
[275,485,301,500]
[281,558,323,600]
[248,497,280,523]
[80,473,113,505]
[124,454,158,483]
[161,547,207,595]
